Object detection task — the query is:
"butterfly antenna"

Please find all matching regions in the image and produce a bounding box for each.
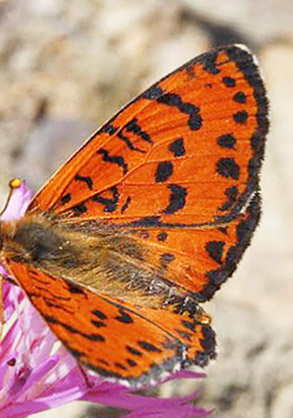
[0,178,23,217]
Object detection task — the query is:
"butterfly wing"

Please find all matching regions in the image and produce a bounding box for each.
[6,261,215,385]
[29,44,268,227]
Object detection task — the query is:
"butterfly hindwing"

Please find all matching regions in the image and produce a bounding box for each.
[6,261,215,385]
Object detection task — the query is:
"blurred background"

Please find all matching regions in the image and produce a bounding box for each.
[0,0,292,417]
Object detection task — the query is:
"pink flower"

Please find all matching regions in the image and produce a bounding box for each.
[0,181,211,418]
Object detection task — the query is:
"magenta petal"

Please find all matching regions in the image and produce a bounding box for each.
[15,356,60,396]
[39,363,87,399]
[0,180,32,222]
[121,404,211,418]
[0,265,7,276]
[84,390,211,418]
[1,398,62,418]
[0,321,21,361]
[3,282,25,319]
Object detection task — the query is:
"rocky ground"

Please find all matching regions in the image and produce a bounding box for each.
[0,1,292,417]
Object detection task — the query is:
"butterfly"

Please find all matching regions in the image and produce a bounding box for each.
[0,44,268,387]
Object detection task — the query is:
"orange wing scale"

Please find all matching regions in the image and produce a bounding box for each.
[6,261,215,385]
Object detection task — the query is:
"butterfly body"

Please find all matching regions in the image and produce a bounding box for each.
[0,213,194,310]
[0,45,268,386]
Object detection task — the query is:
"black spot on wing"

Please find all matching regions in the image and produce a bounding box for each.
[117,130,145,153]
[155,161,173,183]
[115,309,134,324]
[216,158,240,180]
[92,186,119,213]
[138,341,162,353]
[75,174,93,190]
[60,193,72,205]
[225,45,268,133]
[128,216,160,228]
[233,91,246,103]
[126,358,137,367]
[219,186,239,212]
[91,320,106,328]
[217,226,228,234]
[160,253,175,268]
[69,349,84,359]
[97,148,128,174]
[117,117,153,153]
[121,196,131,214]
[168,137,186,157]
[126,345,143,356]
[217,134,236,149]
[163,184,187,214]
[157,93,202,131]
[115,362,127,370]
[99,359,110,366]
[72,203,87,216]
[206,241,225,264]
[43,315,105,342]
[125,118,153,144]
[67,283,85,294]
[233,110,248,124]
[159,253,175,274]
[222,76,236,87]
[157,231,167,242]
[93,310,108,320]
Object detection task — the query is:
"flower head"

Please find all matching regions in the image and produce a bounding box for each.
[0,180,211,418]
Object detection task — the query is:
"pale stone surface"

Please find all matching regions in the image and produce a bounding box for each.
[0,1,292,417]
[181,0,293,41]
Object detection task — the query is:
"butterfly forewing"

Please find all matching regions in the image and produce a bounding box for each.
[29,45,267,227]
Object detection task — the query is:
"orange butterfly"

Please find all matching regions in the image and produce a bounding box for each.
[0,45,268,386]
